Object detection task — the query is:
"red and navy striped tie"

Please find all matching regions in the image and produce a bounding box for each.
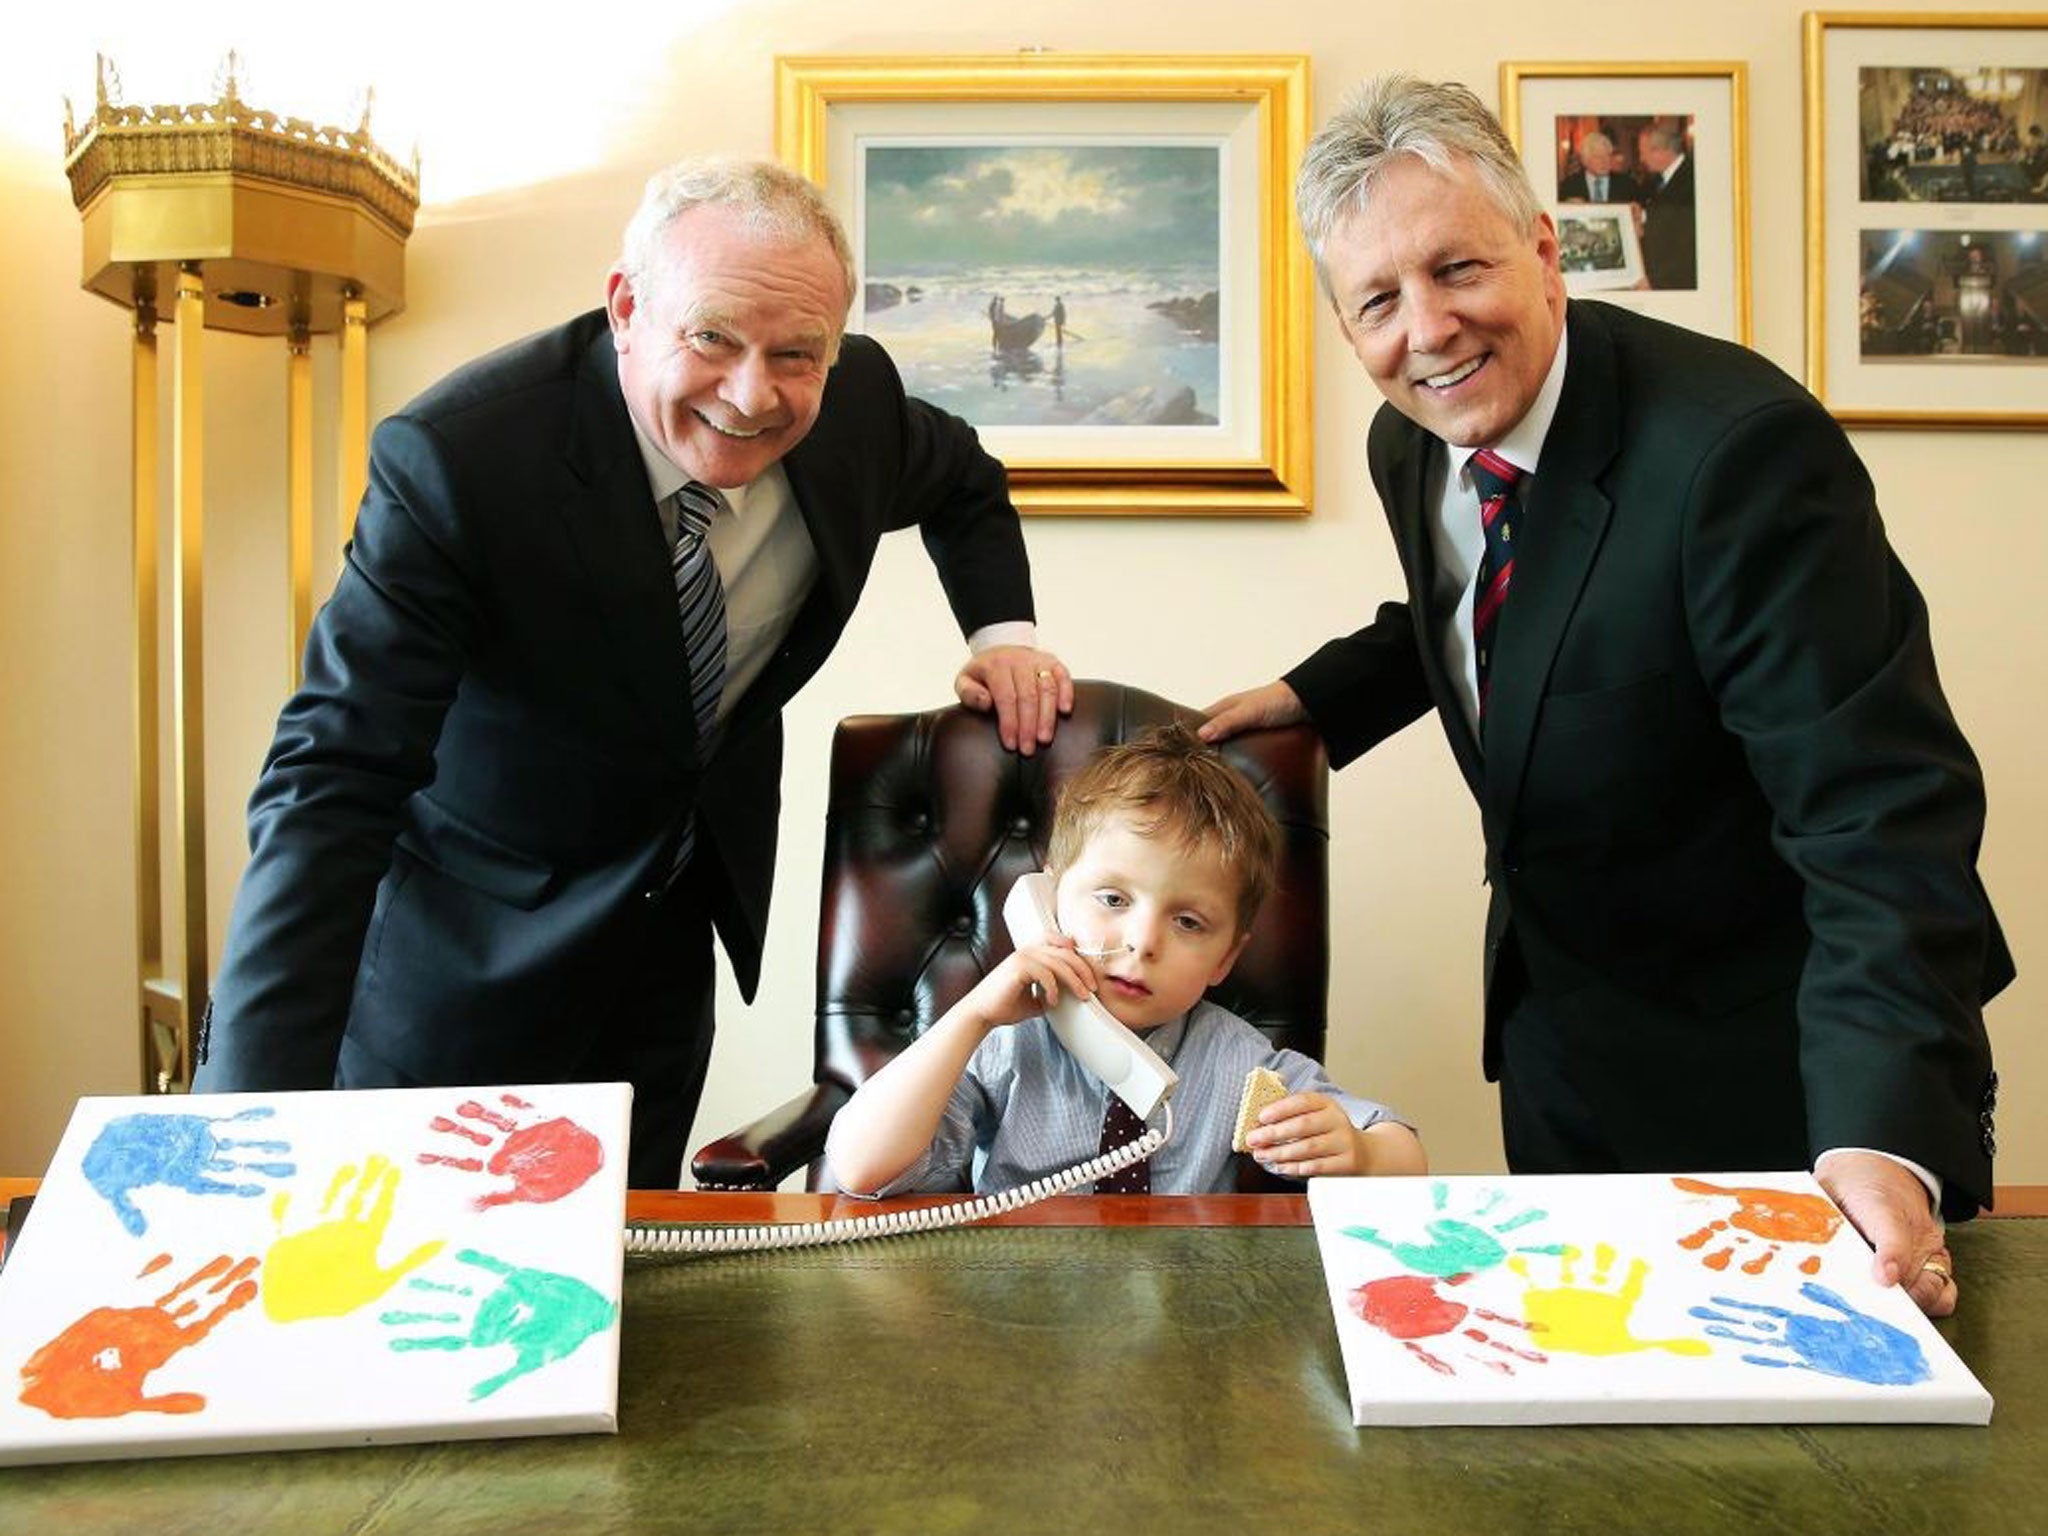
[1468,448,1524,720]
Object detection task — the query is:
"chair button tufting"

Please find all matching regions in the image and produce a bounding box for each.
[952,914,973,935]
[1010,817,1031,837]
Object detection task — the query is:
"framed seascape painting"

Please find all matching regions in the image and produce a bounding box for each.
[1500,61,1752,345]
[776,54,1314,516]
[1806,12,2048,425]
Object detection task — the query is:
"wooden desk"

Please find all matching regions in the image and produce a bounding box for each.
[2,1190,2043,1533]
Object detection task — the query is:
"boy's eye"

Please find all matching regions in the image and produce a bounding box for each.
[1093,890,1129,910]
[1174,913,1210,934]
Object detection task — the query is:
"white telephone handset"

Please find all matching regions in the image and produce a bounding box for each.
[625,870,1181,1260]
[1000,871,1179,1122]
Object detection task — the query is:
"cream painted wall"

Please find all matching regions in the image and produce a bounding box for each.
[1,1,2036,1193]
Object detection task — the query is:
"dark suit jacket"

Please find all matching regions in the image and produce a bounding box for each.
[196,310,1034,1093]
[1638,157,1697,289]
[1557,169,1641,204]
[1286,301,2007,1217]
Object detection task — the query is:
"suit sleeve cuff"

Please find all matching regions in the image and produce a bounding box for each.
[1814,1146,1942,1212]
[967,621,1037,653]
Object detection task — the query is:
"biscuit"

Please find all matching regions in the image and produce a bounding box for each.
[1231,1066,1290,1153]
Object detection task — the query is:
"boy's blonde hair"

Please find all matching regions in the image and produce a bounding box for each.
[1047,722,1280,935]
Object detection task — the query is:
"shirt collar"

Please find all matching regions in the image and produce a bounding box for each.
[1451,321,1569,484]
[628,413,762,518]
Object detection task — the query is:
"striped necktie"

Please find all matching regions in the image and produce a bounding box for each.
[1468,448,1524,720]
[668,481,728,877]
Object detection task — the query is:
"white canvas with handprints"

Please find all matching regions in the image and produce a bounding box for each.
[0,1083,630,1465]
[1308,1172,1990,1427]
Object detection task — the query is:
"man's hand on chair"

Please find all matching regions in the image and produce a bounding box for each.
[1199,680,1307,743]
[956,646,1073,756]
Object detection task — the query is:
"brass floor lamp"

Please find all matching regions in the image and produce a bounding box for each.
[62,55,419,1093]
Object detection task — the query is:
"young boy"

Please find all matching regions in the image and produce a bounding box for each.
[826,722,1425,1196]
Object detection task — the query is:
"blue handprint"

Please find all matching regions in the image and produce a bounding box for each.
[82,1108,297,1237]
[1689,1281,1932,1386]
[1343,1180,1567,1278]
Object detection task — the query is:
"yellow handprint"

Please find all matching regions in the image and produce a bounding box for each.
[1508,1243,1709,1358]
[262,1154,444,1322]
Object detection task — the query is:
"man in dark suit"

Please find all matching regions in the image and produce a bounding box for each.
[1556,131,1637,204]
[194,158,1074,1187]
[1203,77,2005,1316]
[1634,123,1697,290]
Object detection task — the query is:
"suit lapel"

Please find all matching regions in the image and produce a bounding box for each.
[557,326,697,766]
[1382,414,1486,793]
[1480,303,1620,844]
[715,413,864,745]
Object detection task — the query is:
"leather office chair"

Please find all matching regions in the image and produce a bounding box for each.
[690,679,1330,1192]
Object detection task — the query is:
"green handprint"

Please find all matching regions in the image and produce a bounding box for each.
[382,1249,618,1400]
[1344,1180,1567,1277]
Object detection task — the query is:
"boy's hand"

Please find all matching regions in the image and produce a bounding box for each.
[1245,1092,1369,1177]
[961,941,1100,1035]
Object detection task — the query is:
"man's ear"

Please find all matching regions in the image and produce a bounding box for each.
[604,267,637,348]
[1208,931,1253,988]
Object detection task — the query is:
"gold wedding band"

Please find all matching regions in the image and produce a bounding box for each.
[1920,1257,1953,1284]
[1036,668,1053,681]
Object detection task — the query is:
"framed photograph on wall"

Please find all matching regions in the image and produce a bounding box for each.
[1806,12,2048,426]
[776,54,1313,516]
[1500,61,1752,344]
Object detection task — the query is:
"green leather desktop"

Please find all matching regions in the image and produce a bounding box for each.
[1,1190,2041,1533]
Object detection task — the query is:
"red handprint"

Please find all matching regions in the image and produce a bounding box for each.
[418,1094,604,1210]
[19,1253,259,1419]
[1347,1271,1547,1376]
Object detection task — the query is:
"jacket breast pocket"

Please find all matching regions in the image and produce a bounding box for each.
[1538,671,1670,737]
[394,792,557,909]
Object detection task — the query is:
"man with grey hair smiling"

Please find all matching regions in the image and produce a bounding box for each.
[1204,75,2006,1316]
[1557,131,1635,204]
[199,156,1073,1188]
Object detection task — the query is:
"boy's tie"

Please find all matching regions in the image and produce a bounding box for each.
[1468,448,1524,720]
[1095,1093,1152,1193]
[668,481,729,878]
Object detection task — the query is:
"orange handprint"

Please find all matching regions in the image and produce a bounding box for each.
[1673,1177,1842,1278]
[262,1155,444,1322]
[19,1253,258,1419]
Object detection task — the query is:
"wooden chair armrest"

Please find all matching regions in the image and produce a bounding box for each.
[689,1081,850,1191]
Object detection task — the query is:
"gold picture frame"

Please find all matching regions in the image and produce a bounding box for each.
[1805,12,2048,427]
[1500,61,1752,345]
[776,54,1313,517]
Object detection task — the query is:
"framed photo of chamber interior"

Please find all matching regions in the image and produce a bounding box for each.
[1499,62,1752,345]
[1806,13,2048,426]
[775,54,1313,516]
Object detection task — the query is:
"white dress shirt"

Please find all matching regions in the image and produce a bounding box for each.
[1424,329,1570,737]
[630,421,1034,719]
